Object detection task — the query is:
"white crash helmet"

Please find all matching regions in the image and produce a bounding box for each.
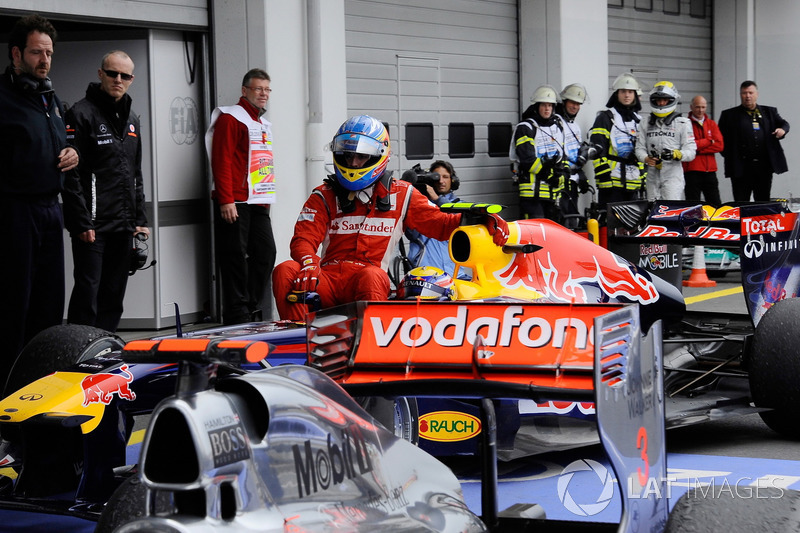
[530,85,559,105]
[649,81,680,118]
[560,83,588,104]
[612,72,641,94]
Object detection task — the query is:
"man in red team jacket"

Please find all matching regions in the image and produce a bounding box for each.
[206,68,276,324]
[683,95,724,205]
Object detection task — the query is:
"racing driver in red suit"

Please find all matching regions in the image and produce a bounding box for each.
[273,115,508,321]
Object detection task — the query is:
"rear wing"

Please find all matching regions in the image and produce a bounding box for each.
[608,200,800,325]
[607,200,742,248]
[308,301,667,532]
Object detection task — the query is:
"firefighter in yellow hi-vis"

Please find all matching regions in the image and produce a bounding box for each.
[510,85,570,221]
[585,72,648,213]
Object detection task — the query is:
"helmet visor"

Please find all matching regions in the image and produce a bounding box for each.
[331,133,386,157]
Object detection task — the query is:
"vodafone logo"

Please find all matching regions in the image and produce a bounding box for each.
[369,305,592,350]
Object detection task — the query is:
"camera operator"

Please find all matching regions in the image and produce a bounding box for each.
[404,160,467,278]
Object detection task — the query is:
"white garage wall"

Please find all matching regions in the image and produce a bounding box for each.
[344,0,520,208]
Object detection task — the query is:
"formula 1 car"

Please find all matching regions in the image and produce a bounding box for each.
[0,200,798,527]
[298,199,800,454]
[79,307,674,531]
[0,306,668,532]
[682,246,740,277]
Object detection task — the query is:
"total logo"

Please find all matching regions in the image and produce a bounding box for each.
[742,215,791,236]
[418,411,481,442]
[557,459,614,516]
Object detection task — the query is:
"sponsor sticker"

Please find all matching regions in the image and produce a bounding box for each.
[419,411,481,442]
[209,422,250,468]
[357,302,618,370]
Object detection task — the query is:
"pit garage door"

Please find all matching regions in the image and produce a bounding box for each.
[608,0,714,115]
[344,0,520,207]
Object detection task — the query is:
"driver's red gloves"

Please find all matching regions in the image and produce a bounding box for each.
[484,213,509,246]
[292,255,321,293]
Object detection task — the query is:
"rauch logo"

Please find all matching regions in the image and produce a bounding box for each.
[419,411,481,442]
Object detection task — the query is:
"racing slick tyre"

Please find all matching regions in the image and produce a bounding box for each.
[95,476,147,533]
[665,486,800,532]
[3,324,125,397]
[748,298,800,439]
[95,475,174,533]
[359,397,419,445]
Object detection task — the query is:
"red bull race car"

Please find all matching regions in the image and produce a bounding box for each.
[0,200,798,528]
[2,303,672,532]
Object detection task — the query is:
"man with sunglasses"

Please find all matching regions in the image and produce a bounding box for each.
[62,50,148,332]
[205,68,277,324]
[0,14,79,382]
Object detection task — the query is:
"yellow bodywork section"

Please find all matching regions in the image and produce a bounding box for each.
[0,372,105,434]
[450,223,545,301]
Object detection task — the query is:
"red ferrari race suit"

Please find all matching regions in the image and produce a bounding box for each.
[273,178,461,321]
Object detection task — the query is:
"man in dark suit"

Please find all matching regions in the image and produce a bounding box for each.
[718,80,790,201]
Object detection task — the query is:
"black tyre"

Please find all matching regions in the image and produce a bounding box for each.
[666,486,800,532]
[748,298,800,439]
[359,397,419,445]
[758,409,800,439]
[95,476,147,533]
[4,324,124,397]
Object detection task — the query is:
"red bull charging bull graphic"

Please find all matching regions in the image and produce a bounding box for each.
[739,204,800,324]
[496,220,659,305]
[81,364,137,406]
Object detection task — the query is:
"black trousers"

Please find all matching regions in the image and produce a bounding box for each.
[731,159,773,202]
[684,171,722,205]
[215,202,276,324]
[68,231,132,332]
[0,196,65,387]
[519,197,557,220]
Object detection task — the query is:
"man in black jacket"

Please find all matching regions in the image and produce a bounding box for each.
[718,80,790,201]
[0,14,79,384]
[62,50,148,332]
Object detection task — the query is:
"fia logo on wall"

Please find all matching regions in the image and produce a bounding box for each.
[169,96,199,145]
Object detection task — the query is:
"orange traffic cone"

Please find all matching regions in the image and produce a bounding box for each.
[683,245,716,288]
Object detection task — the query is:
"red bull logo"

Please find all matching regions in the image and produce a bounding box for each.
[707,205,740,220]
[496,220,659,305]
[81,364,136,406]
[653,205,693,218]
[762,268,790,307]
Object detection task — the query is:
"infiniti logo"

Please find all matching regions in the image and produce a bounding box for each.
[743,239,765,259]
[19,393,43,401]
